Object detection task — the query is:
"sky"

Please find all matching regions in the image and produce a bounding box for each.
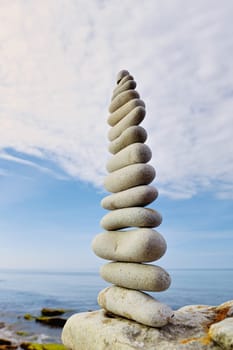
[0,0,232,271]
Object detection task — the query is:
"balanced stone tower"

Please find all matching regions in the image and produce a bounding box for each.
[62,71,233,349]
[92,70,173,327]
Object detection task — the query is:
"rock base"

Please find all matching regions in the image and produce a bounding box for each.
[62,300,233,350]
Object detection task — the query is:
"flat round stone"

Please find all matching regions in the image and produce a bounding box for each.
[106,143,152,172]
[104,163,155,193]
[101,185,158,209]
[107,99,145,127]
[100,262,171,292]
[118,74,134,86]
[112,79,137,100]
[108,106,146,141]
[108,126,147,154]
[109,90,140,113]
[100,207,162,230]
[116,70,130,84]
[98,286,173,327]
[92,228,166,262]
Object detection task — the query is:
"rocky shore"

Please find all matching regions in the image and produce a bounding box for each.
[62,300,233,350]
[62,70,233,350]
[0,308,69,350]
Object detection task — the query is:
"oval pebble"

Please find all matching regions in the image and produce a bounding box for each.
[98,286,173,327]
[104,163,155,193]
[116,70,130,84]
[108,106,146,141]
[118,73,134,86]
[107,99,145,127]
[100,262,171,292]
[108,126,147,154]
[109,90,140,113]
[100,207,162,230]
[112,79,137,100]
[101,185,158,210]
[106,143,152,172]
[92,228,166,262]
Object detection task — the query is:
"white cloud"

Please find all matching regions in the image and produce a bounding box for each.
[0,0,233,198]
[0,151,67,179]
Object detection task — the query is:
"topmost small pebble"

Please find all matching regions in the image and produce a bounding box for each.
[116,70,130,84]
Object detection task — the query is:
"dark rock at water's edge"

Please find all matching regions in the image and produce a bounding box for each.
[41,309,66,317]
[0,345,17,350]
[21,343,66,350]
[0,340,11,346]
[16,331,31,337]
[35,317,66,328]
[23,314,35,321]
[24,307,71,328]
[0,339,17,350]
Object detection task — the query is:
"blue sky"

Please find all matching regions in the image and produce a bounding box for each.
[0,1,232,270]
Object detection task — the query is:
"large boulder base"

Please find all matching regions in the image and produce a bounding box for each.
[62,300,233,350]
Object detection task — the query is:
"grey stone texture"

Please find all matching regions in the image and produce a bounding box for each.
[92,228,166,262]
[108,106,146,141]
[109,90,140,113]
[108,125,147,154]
[107,99,145,127]
[100,207,162,230]
[91,69,170,327]
[104,163,155,193]
[116,69,130,84]
[62,300,233,350]
[100,262,171,292]
[106,143,152,172]
[112,79,137,100]
[98,286,173,327]
[209,317,233,349]
[118,73,134,86]
[101,185,158,210]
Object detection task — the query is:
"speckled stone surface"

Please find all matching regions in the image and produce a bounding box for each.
[100,207,162,230]
[106,142,152,172]
[108,125,147,154]
[92,228,166,262]
[100,262,171,292]
[101,185,158,210]
[91,69,171,327]
[62,300,233,350]
[98,286,173,327]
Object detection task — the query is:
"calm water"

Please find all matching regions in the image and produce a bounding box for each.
[0,269,232,343]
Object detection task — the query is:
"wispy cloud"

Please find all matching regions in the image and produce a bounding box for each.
[0,151,68,180]
[0,0,232,198]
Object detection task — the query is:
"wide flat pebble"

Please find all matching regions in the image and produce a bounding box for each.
[104,163,155,193]
[108,106,146,141]
[116,70,130,84]
[118,73,134,86]
[101,185,158,209]
[108,99,145,127]
[100,207,162,230]
[109,90,140,113]
[106,143,152,172]
[108,125,147,154]
[98,286,173,327]
[100,262,171,292]
[92,228,166,262]
[112,79,137,100]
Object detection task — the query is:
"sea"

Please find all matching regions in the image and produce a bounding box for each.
[0,268,232,344]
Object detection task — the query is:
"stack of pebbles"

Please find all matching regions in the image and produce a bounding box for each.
[92,70,173,327]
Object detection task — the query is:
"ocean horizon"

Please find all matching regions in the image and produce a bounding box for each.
[0,268,232,344]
